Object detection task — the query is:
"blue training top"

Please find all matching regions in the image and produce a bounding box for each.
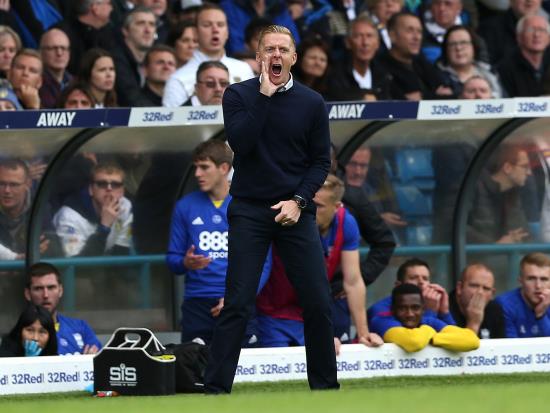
[57,313,102,355]
[496,288,550,338]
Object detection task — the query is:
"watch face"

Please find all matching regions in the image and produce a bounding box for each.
[294,196,306,208]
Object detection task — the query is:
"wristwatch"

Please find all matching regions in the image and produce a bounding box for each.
[293,195,307,209]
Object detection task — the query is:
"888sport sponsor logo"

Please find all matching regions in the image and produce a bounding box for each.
[199,231,228,259]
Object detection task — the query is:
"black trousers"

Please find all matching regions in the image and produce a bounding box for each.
[204,198,339,393]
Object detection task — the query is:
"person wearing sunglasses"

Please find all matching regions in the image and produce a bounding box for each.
[182,60,230,106]
[53,162,133,257]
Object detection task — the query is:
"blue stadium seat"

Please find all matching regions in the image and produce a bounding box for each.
[394,149,435,191]
[394,184,432,217]
[406,224,433,246]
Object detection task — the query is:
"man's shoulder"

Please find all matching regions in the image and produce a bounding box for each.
[170,60,200,82]
[57,313,92,330]
[178,190,208,205]
[496,288,522,308]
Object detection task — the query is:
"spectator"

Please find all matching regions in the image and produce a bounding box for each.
[499,15,550,97]
[113,6,157,106]
[467,144,531,244]
[220,0,301,55]
[368,257,455,325]
[162,3,254,107]
[345,145,406,232]
[24,262,102,354]
[363,0,403,54]
[0,304,57,357]
[371,283,480,352]
[53,162,132,257]
[256,174,383,348]
[479,0,544,65]
[165,20,199,67]
[134,44,177,106]
[171,0,203,23]
[380,12,453,100]
[460,74,493,99]
[0,25,21,79]
[136,0,170,43]
[57,81,95,108]
[7,49,43,109]
[38,28,73,109]
[327,14,392,101]
[449,263,505,338]
[437,25,502,98]
[183,60,229,106]
[166,140,270,344]
[0,159,56,259]
[0,84,22,111]
[293,36,331,96]
[496,252,550,337]
[243,16,271,52]
[78,48,117,107]
[57,0,117,75]
[421,0,464,63]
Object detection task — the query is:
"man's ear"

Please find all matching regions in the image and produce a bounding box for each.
[58,284,63,299]
[24,288,31,302]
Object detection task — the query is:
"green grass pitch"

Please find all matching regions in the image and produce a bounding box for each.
[1,373,549,413]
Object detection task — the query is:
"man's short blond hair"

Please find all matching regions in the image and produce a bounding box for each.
[521,252,550,270]
[320,174,345,203]
[257,25,296,51]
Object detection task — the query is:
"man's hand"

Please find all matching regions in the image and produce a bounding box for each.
[381,212,407,227]
[0,0,10,12]
[210,298,224,317]
[39,235,50,254]
[430,283,450,314]
[497,228,529,244]
[83,344,99,354]
[28,161,47,181]
[358,332,384,347]
[422,284,442,313]
[259,59,278,97]
[18,84,41,109]
[363,93,377,101]
[100,197,121,228]
[534,288,550,319]
[334,337,342,356]
[465,291,487,333]
[271,199,301,226]
[436,85,453,96]
[183,245,211,270]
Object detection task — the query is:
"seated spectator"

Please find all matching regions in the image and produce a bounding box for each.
[327,14,392,101]
[57,81,95,108]
[460,74,493,99]
[479,0,543,65]
[379,11,453,100]
[165,20,199,67]
[363,0,403,54]
[136,0,170,43]
[163,3,254,107]
[421,0,465,63]
[24,262,102,354]
[498,15,550,97]
[0,84,22,111]
[220,0,300,55]
[78,48,117,107]
[134,44,177,106]
[496,252,550,338]
[39,28,73,109]
[256,174,383,348]
[371,283,480,352]
[183,60,229,106]
[0,304,57,357]
[113,6,157,106]
[171,0,203,23]
[166,140,270,345]
[345,145,407,232]
[0,159,58,259]
[53,162,132,257]
[293,35,331,96]
[57,0,117,74]
[449,263,505,338]
[0,25,22,79]
[242,16,271,53]
[7,49,43,109]
[436,25,502,98]
[368,257,455,325]
[467,144,531,244]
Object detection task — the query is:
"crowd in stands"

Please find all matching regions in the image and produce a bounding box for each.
[1,0,550,110]
[2,0,550,357]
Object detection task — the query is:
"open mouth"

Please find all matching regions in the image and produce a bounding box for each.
[271,64,282,75]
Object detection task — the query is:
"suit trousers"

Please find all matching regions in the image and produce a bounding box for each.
[204,198,339,392]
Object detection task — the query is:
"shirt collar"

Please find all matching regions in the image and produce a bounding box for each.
[258,72,294,92]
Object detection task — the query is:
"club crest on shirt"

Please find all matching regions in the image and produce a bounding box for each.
[212,214,222,224]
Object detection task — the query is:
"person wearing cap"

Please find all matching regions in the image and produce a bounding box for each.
[0,85,22,110]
